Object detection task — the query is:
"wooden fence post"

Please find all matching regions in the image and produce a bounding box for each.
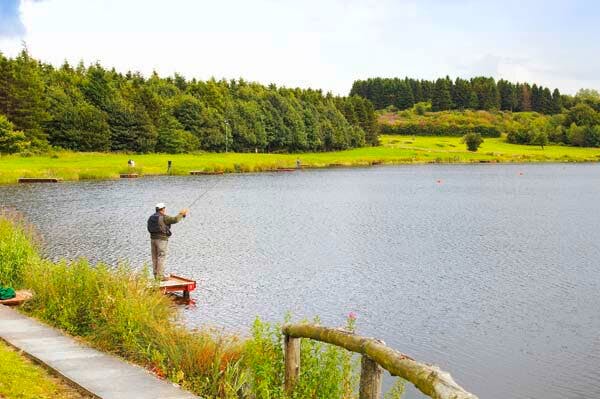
[359,355,383,399]
[282,323,478,399]
[284,334,301,394]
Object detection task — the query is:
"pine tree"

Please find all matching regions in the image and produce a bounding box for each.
[432,78,453,111]
[468,90,479,109]
[396,81,414,110]
[81,64,113,111]
[0,52,14,117]
[531,84,541,112]
[498,79,517,111]
[453,78,472,109]
[539,87,553,114]
[551,88,562,114]
[518,84,532,112]
[7,49,49,141]
[421,80,435,103]
[471,77,500,110]
[409,79,423,103]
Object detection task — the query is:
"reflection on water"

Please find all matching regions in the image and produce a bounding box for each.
[2,164,600,399]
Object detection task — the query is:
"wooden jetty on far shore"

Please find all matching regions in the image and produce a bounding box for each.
[18,177,62,183]
[190,170,224,175]
[119,173,139,178]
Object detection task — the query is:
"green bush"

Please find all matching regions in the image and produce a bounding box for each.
[462,133,484,152]
[412,102,431,116]
[0,115,30,154]
[157,128,200,153]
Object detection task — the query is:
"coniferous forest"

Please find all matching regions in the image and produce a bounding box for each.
[350,76,566,113]
[0,49,378,154]
[351,77,600,147]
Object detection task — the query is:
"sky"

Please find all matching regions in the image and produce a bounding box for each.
[0,0,599,95]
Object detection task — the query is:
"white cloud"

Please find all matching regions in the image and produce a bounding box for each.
[0,0,598,95]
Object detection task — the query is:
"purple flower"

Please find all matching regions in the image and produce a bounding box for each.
[348,311,357,320]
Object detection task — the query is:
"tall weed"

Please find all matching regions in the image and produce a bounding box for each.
[244,316,359,399]
[0,209,39,288]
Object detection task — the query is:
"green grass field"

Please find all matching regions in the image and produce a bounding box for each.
[1,135,599,185]
[0,340,89,399]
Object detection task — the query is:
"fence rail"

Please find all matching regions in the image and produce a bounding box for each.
[282,323,477,399]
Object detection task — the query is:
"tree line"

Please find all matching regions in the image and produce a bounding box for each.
[350,76,571,114]
[0,49,378,154]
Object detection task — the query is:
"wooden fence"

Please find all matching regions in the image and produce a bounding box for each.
[282,323,477,399]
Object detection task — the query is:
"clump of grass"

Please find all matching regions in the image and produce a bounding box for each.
[78,171,114,180]
[244,316,359,399]
[0,208,40,288]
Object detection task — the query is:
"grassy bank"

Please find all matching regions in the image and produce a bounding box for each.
[382,135,600,162]
[0,340,90,399]
[0,211,405,399]
[2,135,600,184]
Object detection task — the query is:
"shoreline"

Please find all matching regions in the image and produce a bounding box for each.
[2,157,599,186]
[2,135,600,185]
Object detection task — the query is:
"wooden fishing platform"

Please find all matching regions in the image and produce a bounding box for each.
[120,173,139,178]
[159,275,196,301]
[0,290,33,306]
[189,170,224,175]
[18,178,62,183]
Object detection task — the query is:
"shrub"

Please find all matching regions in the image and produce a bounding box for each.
[412,102,431,116]
[531,130,549,149]
[564,103,600,127]
[462,132,484,152]
[566,123,586,146]
[157,128,200,153]
[0,115,30,154]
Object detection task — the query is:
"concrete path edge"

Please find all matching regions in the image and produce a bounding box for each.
[0,305,199,399]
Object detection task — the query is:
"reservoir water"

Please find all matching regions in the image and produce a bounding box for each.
[1,164,599,399]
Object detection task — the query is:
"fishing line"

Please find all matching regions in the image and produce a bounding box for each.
[187,178,222,209]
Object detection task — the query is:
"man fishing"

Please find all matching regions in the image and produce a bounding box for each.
[147,203,188,280]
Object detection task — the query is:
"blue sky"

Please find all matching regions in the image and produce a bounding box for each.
[0,0,598,95]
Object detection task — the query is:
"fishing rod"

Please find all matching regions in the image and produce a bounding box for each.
[187,178,222,210]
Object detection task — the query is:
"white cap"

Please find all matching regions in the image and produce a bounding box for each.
[155,202,166,209]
